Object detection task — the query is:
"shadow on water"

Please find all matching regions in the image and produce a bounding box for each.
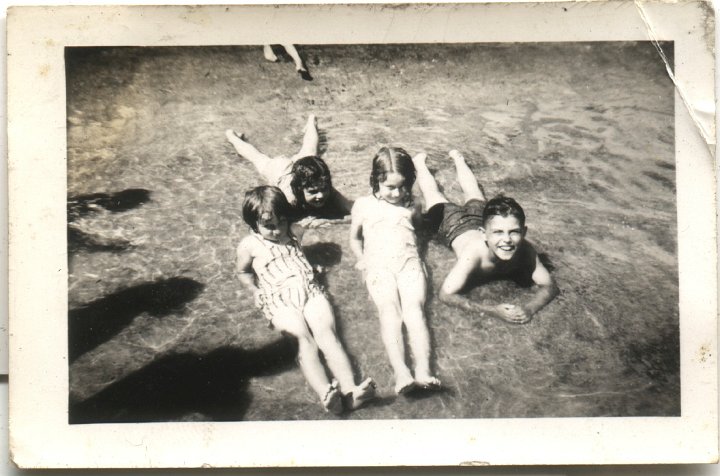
[303,242,343,289]
[403,384,455,401]
[317,128,328,157]
[337,395,398,417]
[68,227,132,253]
[67,189,152,254]
[68,277,205,361]
[302,242,342,268]
[68,188,152,219]
[69,337,299,423]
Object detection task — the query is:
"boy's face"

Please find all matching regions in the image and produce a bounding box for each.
[482,214,526,261]
[376,172,407,205]
[257,212,288,242]
[303,183,329,209]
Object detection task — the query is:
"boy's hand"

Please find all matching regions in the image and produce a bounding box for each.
[493,303,531,324]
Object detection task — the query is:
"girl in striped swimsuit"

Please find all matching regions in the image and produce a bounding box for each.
[237,185,375,414]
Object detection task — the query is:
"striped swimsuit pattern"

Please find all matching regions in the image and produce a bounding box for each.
[252,234,323,320]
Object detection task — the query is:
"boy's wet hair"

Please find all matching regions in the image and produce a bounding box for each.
[482,195,526,228]
[242,185,292,232]
[290,156,332,208]
[370,147,417,199]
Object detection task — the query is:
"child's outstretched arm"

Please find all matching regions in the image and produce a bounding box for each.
[236,238,260,297]
[348,200,366,271]
[295,215,350,229]
[439,259,531,324]
[440,259,496,312]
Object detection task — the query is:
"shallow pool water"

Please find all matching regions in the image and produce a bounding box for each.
[66,42,678,422]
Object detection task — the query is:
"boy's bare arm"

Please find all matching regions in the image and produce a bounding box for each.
[438,258,500,315]
[440,254,545,324]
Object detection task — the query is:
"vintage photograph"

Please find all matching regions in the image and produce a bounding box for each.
[8,3,716,468]
[66,41,678,423]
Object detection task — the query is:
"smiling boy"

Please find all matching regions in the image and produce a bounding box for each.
[413,150,558,324]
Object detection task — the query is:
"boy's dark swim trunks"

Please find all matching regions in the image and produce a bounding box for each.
[424,198,486,247]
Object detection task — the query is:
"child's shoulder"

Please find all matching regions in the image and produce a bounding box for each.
[238,233,261,253]
[354,194,374,204]
[352,195,374,211]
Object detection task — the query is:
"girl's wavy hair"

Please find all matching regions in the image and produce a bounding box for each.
[242,185,292,232]
[370,147,416,206]
[290,156,332,209]
[482,195,526,228]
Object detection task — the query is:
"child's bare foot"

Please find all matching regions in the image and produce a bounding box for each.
[322,380,344,415]
[225,129,244,145]
[395,376,417,395]
[415,375,442,390]
[347,378,377,410]
[303,114,317,133]
[449,150,466,163]
[411,152,428,168]
[263,45,279,62]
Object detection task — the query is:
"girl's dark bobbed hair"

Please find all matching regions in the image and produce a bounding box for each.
[290,156,332,208]
[242,185,292,232]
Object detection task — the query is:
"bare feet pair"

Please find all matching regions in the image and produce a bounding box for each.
[323,378,378,415]
[263,44,313,81]
[225,115,316,146]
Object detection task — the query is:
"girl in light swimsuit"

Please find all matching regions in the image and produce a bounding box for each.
[349,147,441,395]
[237,186,375,414]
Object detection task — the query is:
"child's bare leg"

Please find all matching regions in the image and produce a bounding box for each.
[263,44,278,62]
[412,152,449,210]
[225,130,274,179]
[397,262,439,386]
[367,270,414,393]
[271,310,335,405]
[450,150,486,203]
[281,44,306,72]
[304,294,376,408]
[291,114,319,162]
[303,294,356,393]
[378,302,415,393]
